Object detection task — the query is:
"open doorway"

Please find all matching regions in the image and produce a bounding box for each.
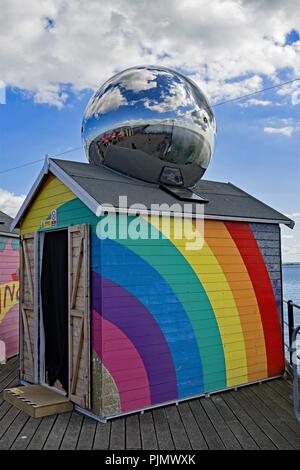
[41,230,68,394]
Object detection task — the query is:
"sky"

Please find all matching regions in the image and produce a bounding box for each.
[0,0,299,261]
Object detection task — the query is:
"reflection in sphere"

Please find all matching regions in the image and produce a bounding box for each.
[82,66,216,188]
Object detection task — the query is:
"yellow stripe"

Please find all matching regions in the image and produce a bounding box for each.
[20,175,75,234]
[146,215,248,387]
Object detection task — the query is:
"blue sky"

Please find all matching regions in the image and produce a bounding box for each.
[0,0,299,261]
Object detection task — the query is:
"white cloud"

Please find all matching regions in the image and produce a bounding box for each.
[0,188,25,217]
[263,117,300,136]
[33,84,68,109]
[144,80,192,112]
[277,81,300,105]
[282,214,300,262]
[198,75,264,104]
[240,98,273,107]
[85,87,127,118]
[120,69,158,92]
[282,242,300,262]
[0,0,300,106]
[264,126,296,136]
[286,212,300,221]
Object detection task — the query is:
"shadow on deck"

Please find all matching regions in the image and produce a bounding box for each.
[0,356,300,450]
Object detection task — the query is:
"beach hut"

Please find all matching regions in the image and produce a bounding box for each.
[11,157,294,420]
[0,210,19,362]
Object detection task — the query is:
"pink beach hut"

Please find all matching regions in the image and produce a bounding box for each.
[0,211,19,362]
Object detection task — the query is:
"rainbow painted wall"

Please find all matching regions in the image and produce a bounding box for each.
[0,236,19,360]
[20,174,285,417]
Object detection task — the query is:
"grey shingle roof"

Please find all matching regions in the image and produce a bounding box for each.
[51,159,293,227]
[0,210,18,235]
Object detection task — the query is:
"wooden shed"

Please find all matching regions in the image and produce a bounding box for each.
[0,210,19,362]
[11,157,294,420]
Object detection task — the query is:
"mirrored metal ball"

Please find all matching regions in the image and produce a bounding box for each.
[82,65,216,187]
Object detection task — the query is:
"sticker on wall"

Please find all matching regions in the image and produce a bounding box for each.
[41,209,57,228]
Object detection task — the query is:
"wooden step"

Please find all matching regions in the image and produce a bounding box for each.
[3,385,73,418]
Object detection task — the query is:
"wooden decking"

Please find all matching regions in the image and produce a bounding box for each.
[1,356,300,450]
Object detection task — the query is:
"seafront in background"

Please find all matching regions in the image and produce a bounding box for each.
[283,264,300,366]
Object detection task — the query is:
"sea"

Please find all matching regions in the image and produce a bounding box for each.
[282,264,300,365]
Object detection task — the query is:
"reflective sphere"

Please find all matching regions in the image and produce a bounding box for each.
[82,66,216,187]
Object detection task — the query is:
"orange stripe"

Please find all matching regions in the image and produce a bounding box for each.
[204,220,268,382]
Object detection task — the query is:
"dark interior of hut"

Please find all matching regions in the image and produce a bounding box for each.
[41,230,69,393]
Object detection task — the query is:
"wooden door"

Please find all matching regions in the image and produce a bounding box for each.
[20,233,37,383]
[68,225,90,408]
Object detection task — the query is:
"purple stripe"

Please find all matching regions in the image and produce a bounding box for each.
[92,271,178,404]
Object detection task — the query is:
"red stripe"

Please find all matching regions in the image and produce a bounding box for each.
[225,222,284,377]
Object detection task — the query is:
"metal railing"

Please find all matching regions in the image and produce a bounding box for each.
[283,300,300,424]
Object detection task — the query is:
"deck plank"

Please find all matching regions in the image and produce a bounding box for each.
[27,415,57,450]
[0,357,18,383]
[1,358,300,450]
[0,370,19,395]
[237,388,294,450]
[76,416,97,450]
[241,387,300,449]
[126,414,141,450]
[0,406,21,439]
[0,401,11,421]
[43,412,72,450]
[178,402,208,450]
[262,382,294,415]
[165,405,191,450]
[200,397,242,450]
[0,411,29,450]
[60,411,84,450]
[266,380,294,406]
[140,411,158,450]
[251,383,300,434]
[222,392,277,450]
[269,377,293,392]
[93,422,111,450]
[189,399,225,450]
[10,417,42,450]
[0,356,18,381]
[152,408,174,450]
[110,418,125,450]
[211,394,259,450]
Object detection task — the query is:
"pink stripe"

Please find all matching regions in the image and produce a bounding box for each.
[92,310,151,413]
